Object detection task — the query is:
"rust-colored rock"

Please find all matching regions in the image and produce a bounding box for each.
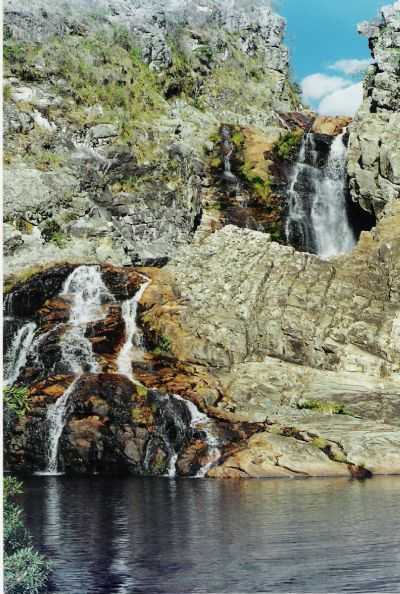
[277,111,315,131]
[312,116,352,136]
[86,304,125,355]
[176,439,209,475]
[101,265,144,300]
[131,356,222,409]
[37,296,71,330]
[29,375,75,404]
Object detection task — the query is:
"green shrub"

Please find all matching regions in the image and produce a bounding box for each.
[4,547,50,594]
[4,505,30,555]
[3,386,30,419]
[154,335,171,355]
[240,162,272,202]
[50,231,67,249]
[4,478,50,594]
[3,42,28,64]
[35,151,65,172]
[275,129,304,161]
[297,399,348,415]
[4,83,13,102]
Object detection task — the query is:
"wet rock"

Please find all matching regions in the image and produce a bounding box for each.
[85,304,125,355]
[176,439,209,476]
[6,373,197,475]
[37,297,71,330]
[100,265,144,301]
[4,264,76,316]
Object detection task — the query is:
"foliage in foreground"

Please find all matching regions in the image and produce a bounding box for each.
[4,477,50,594]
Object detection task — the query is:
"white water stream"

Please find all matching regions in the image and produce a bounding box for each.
[4,322,37,386]
[44,265,114,473]
[286,130,356,258]
[171,394,221,478]
[116,278,150,382]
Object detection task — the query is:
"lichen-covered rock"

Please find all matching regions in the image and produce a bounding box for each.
[348,3,400,216]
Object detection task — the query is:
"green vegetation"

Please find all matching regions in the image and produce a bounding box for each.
[275,129,304,161]
[48,33,166,140]
[50,231,67,249]
[3,386,30,420]
[297,399,349,415]
[4,30,167,158]
[4,83,13,102]
[4,477,50,594]
[240,162,272,202]
[135,384,149,398]
[163,37,202,100]
[35,150,65,172]
[154,335,172,356]
[311,437,329,450]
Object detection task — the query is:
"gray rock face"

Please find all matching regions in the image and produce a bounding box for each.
[348,2,400,216]
[3,0,297,280]
[5,0,287,72]
[142,204,400,476]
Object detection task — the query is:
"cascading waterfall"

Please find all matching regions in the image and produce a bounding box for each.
[286,129,356,258]
[46,379,79,475]
[5,265,221,478]
[59,265,114,374]
[45,266,114,473]
[117,277,150,382]
[171,394,221,478]
[4,322,37,386]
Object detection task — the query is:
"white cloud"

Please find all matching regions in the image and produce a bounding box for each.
[318,82,363,117]
[329,58,371,76]
[301,73,349,101]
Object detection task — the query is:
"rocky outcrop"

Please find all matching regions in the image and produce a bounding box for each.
[348,2,400,216]
[3,0,300,277]
[140,200,400,476]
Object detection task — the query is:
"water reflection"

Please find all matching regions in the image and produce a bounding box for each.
[21,477,400,593]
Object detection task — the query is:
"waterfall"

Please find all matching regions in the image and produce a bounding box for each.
[6,264,221,478]
[286,129,356,258]
[117,278,150,382]
[170,395,221,478]
[221,126,237,183]
[4,322,37,386]
[59,265,114,374]
[45,379,79,475]
[44,266,114,473]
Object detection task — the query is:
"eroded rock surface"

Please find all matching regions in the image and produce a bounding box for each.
[140,203,400,476]
[348,2,400,216]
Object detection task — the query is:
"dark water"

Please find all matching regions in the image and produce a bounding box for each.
[21,476,400,594]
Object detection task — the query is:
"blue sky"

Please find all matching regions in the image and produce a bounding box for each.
[278,0,385,114]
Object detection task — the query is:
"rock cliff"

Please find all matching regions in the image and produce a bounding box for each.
[4,0,298,274]
[348,2,400,216]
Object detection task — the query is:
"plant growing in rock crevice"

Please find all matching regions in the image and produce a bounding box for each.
[274,129,304,161]
[297,399,349,415]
